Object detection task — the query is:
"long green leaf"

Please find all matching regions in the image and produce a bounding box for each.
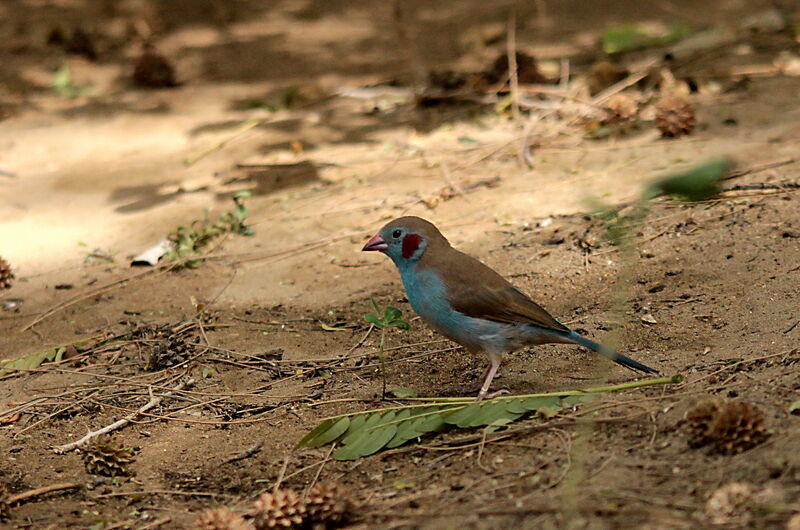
[0,341,87,377]
[298,376,681,459]
[298,417,350,448]
[334,412,399,460]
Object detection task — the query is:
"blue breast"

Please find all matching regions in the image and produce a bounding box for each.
[397,262,517,353]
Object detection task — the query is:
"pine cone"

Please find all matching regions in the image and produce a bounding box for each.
[146,335,193,371]
[0,257,14,289]
[684,399,769,454]
[602,94,639,126]
[306,481,352,527]
[82,435,136,476]
[252,489,306,529]
[192,507,252,530]
[655,96,696,137]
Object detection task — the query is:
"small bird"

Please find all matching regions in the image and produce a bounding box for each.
[362,216,657,400]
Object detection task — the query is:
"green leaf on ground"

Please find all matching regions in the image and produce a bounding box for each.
[603,22,691,54]
[296,376,680,460]
[645,158,732,202]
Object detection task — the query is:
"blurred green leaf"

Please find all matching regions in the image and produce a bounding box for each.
[390,387,419,398]
[52,61,93,98]
[603,22,691,54]
[645,158,731,201]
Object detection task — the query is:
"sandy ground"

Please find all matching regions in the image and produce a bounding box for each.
[2,1,800,528]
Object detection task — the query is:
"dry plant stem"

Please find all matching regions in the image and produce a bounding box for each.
[724,157,796,180]
[53,379,191,453]
[7,482,81,505]
[345,323,374,357]
[273,454,291,493]
[378,325,388,399]
[94,489,222,499]
[591,59,658,105]
[15,390,101,437]
[88,401,280,426]
[402,376,681,402]
[344,346,459,372]
[313,376,680,424]
[304,444,335,501]
[475,429,494,473]
[21,267,157,331]
[184,117,265,166]
[506,12,520,123]
[676,349,796,389]
[22,230,362,330]
[225,442,263,464]
[391,0,426,96]
[138,517,171,530]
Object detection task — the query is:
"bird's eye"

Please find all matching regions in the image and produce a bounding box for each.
[392,229,402,238]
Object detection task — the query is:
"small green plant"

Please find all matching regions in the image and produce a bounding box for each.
[219,190,255,236]
[52,61,93,98]
[165,190,254,268]
[364,298,410,399]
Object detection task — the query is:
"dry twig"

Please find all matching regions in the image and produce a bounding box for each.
[53,378,193,453]
[7,483,81,505]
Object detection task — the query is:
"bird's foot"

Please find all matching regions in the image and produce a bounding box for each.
[475,388,510,401]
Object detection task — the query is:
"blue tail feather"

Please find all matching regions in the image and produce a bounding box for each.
[562,330,658,374]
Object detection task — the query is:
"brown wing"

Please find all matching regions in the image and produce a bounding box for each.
[420,247,569,333]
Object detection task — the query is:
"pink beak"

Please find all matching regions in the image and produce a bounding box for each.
[362,234,388,252]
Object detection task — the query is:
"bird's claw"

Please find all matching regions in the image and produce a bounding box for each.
[475,388,510,401]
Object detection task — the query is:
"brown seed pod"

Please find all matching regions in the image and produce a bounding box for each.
[145,334,194,371]
[252,489,306,529]
[684,399,769,455]
[0,257,14,289]
[587,60,629,95]
[655,96,696,137]
[82,435,136,476]
[488,51,549,85]
[132,44,177,88]
[602,93,639,126]
[306,481,352,527]
[192,507,252,530]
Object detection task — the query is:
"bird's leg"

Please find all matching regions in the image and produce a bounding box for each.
[475,353,503,401]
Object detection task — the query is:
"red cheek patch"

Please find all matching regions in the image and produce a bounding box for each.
[402,234,423,259]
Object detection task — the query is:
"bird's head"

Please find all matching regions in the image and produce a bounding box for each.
[362,216,449,265]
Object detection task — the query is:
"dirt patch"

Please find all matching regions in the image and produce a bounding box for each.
[2,1,800,528]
